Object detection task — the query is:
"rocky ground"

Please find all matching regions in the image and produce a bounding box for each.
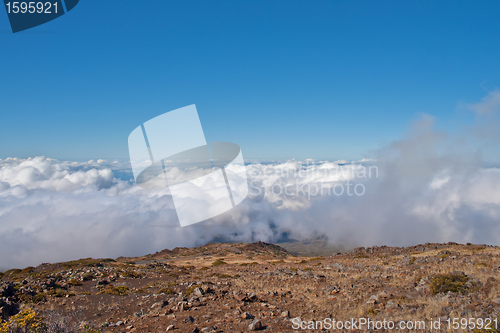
[2,242,500,332]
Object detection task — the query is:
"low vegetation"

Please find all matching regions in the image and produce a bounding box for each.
[97,285,129,296]
[1,242,500,333]
[430,273,469,295]
[211,259,227,266]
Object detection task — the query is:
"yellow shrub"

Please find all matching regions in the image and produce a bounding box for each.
[0,309,46,333]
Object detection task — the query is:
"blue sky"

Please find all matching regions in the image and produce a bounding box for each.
[1,1,500,160]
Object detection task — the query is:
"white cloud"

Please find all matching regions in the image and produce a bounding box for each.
[468,89,500,115]
[1,93,500,270]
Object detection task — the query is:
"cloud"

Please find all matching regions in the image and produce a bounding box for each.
[467,89,500,115]
[1,92,500,270]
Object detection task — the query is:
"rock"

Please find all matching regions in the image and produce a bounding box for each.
[242,312,254,320]
[378,291,389,299]
[0,283,15,298]
[315,274,326,281]
[248,318,263,331]
[386,301,398,309]
[193,287,204,297]
[281,310,290,318]
[96,279,109,286]
[151,300,168,309]
[184,315,195,323]
[178,301,189,311]
[328,264,344,271]
[415,286,427,294]
[115,321,124,326]
[366,295,378,304]
[192,327,200,333]
[326,285,341,294]
[241,293,259,302]
[166,324,175,331]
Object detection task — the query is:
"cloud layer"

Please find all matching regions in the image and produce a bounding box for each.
[1,93,500,270]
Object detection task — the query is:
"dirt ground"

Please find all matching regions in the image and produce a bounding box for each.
[2,241,500,332]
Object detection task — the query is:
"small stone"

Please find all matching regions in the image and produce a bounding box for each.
[166,324,175,331]
[281,310,290,318]
[116,321,124,326]
[178,301,189,311]
[248,318,263,331]
[192,327,200,333]
[184,316,195,323]
[193,287,204,297]
[386,301,398,309]
[242,312,254,320]
[378,291,389,299]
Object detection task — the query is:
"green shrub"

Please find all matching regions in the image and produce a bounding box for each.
[217,274,232,278]
[157,287,175,295]
[212,259,227,266]
[67,279,82,286]
[184,284,201,296]
[98,285,129,296]
[18,292,46,304]
[430,273,469,295]
[100,258,116,263]
[355,254,369,259]
[3,269,21,277]
[49,288,67,297]
[475,262,490,268]
[62,258,101,269]
[21,266,35,274]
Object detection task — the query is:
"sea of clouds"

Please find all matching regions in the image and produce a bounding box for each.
[1,91,500,270]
